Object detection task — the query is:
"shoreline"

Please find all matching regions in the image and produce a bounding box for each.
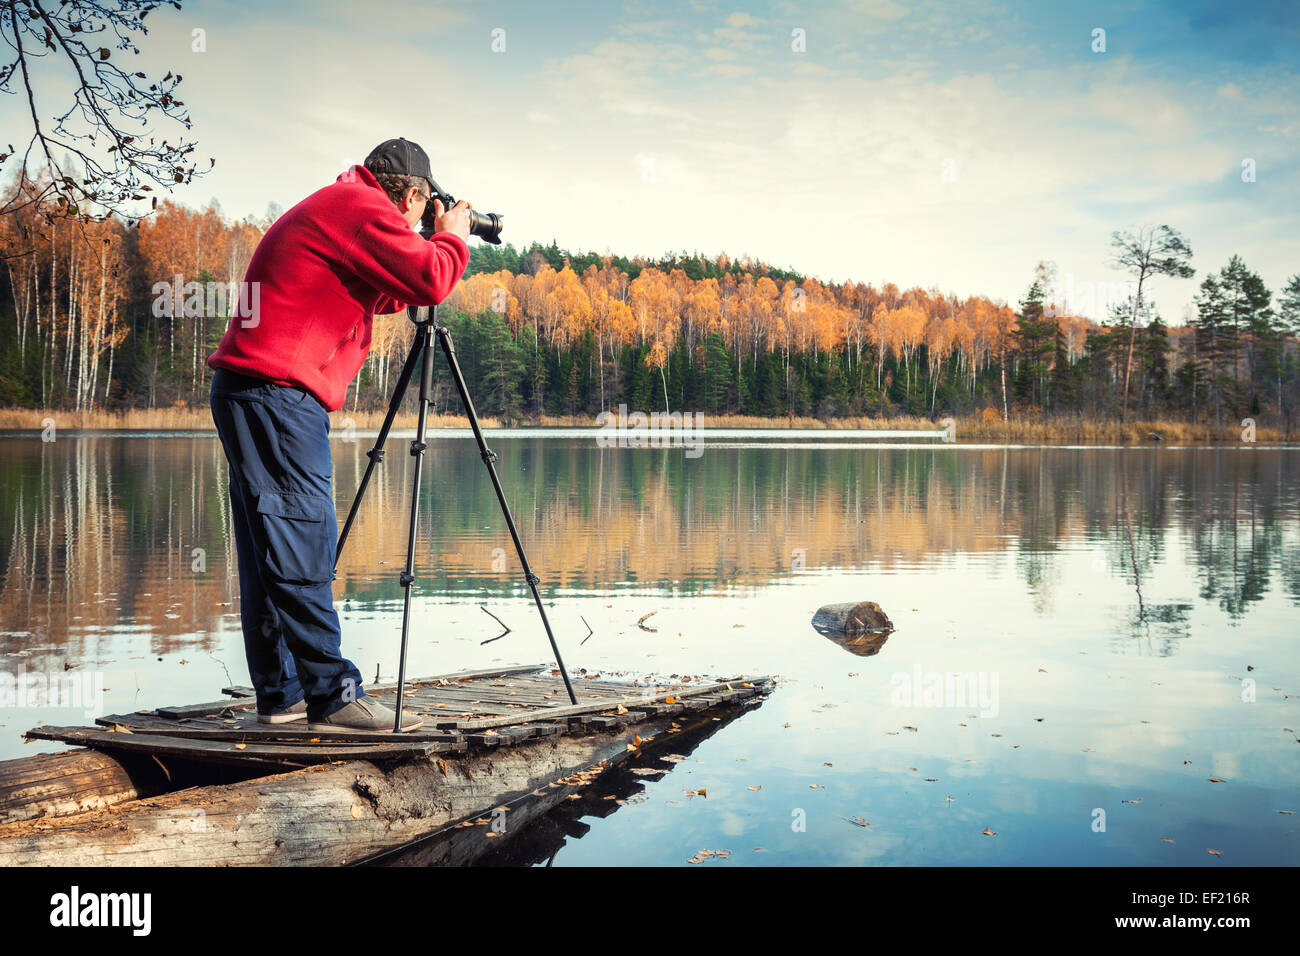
[0,408,1290,443]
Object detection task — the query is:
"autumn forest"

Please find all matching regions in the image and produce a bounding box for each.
[2,178,1298,429]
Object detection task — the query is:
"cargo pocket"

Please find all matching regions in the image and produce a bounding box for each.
[253,491,335,586]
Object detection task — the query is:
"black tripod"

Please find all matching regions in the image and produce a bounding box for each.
[334,304,578,730]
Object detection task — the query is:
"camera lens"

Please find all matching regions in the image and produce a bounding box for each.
[469,211,504,245]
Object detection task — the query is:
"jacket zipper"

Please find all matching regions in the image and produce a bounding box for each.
[318,320,361,372]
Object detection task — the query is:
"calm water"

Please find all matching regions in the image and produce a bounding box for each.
[1,431,1297,866]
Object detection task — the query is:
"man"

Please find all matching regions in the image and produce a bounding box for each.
[207,138,471,732]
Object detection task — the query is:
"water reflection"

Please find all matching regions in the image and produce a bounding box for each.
[0,438,1294,660]
[1,435,1297,865]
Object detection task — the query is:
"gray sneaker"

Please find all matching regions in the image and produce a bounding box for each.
[258,699,308,725]
[308,696,424,733]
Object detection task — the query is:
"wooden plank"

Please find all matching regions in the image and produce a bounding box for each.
[24,726,436,766]
[119,725,467,747]
[442,677,768,730]
[218,663,552,699]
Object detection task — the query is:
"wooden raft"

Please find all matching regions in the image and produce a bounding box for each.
[25,664,772,769]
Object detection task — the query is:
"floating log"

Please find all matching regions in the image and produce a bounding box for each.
[0,750,155,825]
[812,601,893,636]
[811,601,894,657]
[0,665,775,865]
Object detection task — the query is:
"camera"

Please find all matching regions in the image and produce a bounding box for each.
[420,176,504,245]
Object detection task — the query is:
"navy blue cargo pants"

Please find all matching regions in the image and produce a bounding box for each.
[209,369,364,721]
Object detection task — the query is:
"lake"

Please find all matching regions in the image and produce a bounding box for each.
[1,429,1297,865]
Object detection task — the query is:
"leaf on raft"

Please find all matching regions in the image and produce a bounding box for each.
[233,743,246,750]
[350,804,362,819]
[616,705,628,714]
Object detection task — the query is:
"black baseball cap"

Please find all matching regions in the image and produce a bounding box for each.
[363,138,434,194]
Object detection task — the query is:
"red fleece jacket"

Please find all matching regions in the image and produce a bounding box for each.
[206,165,469,411]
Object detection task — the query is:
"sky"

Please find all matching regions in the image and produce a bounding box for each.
[5,0,1298,322]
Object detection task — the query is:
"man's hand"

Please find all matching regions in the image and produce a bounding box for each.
[431,198,473,242]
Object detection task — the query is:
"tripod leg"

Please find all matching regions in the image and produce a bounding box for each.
[336,322,422,565]
[435,324,579,705]
[392,323,435,731]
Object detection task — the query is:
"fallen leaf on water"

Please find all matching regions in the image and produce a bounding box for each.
[1208,777,1226,783]
[1278,810,1294,815]
[1083,748,1094,753]
[845,817,868,827]
[991,733,1002,738]
[1207,849,1222,856]
[925,778,939,782]
[809,784,824,789]
[982,827,997,836]
[824,762,833,767]
[783,722,791,728]
[1122,799,1142,804]
[1161,838,1175,844]
[747,785,761,791]
[945,796,955,802]
[1038,668,1047,673]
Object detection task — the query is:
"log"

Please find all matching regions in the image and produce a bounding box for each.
[811,601,894,636]
[811,602,894,657]
[0,716,692,866]
[0,750,159,824]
